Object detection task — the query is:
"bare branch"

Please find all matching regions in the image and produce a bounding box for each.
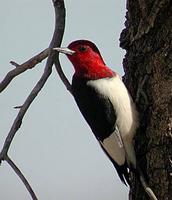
[0,0,66,159]
[0,0,66,199]
[0,57,53,159]
[0,48,50,93]
[54,59,72,93]
[6,156,38,200]
[10,61,20,67]
[52,0,72,94]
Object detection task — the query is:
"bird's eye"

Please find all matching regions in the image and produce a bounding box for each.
[79,46,87,52]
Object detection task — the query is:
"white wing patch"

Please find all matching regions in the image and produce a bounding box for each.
[100,128,125,166]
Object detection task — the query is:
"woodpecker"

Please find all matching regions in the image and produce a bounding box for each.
[54,40,158,200]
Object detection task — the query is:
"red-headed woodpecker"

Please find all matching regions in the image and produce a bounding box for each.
[55,40,158,200]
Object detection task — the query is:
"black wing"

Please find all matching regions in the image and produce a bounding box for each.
[72,76,116,141]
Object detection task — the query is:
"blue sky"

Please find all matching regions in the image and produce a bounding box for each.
[0,1,128,199]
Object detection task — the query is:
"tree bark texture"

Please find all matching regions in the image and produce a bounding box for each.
[120,0,172,199]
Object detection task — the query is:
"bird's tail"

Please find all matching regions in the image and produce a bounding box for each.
[136,166,158,200]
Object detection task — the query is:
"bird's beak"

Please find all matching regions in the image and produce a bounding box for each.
[53,47,75,55]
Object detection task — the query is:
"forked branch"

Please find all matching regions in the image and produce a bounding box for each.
[0,48,50,93]
[6,156,38,200]
[0,0,67,199]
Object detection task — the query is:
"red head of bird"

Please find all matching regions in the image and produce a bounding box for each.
[55,40,115,79]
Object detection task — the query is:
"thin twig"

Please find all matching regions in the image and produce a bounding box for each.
[54,59,72,93]
[0,56,53,159]
[140,174,158,200]
[0,48,50,93]
[137,166,158,200]
[10,61,20,67]
[6,156,38,200]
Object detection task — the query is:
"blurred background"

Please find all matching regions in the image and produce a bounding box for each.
[0,0,128,199]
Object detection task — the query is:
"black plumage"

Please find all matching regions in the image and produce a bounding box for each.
[72,75,130,185]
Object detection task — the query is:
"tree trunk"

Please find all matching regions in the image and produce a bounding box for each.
[120,0,172,199]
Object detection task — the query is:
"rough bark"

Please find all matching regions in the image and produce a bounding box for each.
[120,0,172,199]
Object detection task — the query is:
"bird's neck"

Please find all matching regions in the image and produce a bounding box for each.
[74,63,115,80]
